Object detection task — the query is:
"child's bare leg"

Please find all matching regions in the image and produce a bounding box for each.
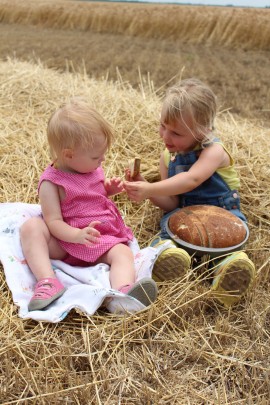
[98,243,135,290]
[20,217,68,311]
[98,243,158,307]
[20,217,67,280]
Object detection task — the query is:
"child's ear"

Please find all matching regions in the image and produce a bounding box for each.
[62,148,74,159]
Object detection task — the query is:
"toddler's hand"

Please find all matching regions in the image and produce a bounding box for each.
[124,181,150,202]
[75,221,101,245]
[105,177,124,196]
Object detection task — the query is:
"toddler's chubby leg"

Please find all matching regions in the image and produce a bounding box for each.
[20,217,67,280]
[99,244,158,307]
[150,237,191,281]
[20,217,67,311]
[99,243,136,290]
[211,251,256,307]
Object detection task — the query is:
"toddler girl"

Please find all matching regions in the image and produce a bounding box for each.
[125,78,255,307]
[20,99,157,311]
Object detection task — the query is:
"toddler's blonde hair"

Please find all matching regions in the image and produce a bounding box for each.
[47,98,114,160]
[161,78,217,143]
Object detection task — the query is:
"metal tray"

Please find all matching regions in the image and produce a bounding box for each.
[165,212,249,258]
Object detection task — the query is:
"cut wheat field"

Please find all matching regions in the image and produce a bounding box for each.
[0,0,270,124]
[1,0,270,50]
[0,1,270,404]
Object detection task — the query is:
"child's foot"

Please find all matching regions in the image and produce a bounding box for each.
[28,277,66,311]
[119,278,158,307]
[152,239,191,281]
[211,252,256,307]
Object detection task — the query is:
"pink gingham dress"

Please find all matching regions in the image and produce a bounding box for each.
[38,164,133,264]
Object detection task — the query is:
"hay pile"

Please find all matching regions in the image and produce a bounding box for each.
[0,58,270,404]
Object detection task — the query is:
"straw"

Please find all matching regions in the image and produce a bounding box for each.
[0,58,269,404]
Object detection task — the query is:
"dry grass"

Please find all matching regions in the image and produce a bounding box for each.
[0,0,270,51]
[0,58,270,404]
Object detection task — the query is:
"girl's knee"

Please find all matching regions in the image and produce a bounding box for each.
[117,243,134,258]
[103,243,133,264]
[20,217,47,240]
[111,243,131,253]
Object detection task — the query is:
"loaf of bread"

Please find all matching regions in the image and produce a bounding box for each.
[168,205,246,248]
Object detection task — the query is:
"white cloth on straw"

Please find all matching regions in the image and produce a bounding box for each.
[0,203,169,323]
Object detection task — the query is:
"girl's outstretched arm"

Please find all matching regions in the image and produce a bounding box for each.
[125,152,179,212]
[147,151,179,212]
[125,143,228,204]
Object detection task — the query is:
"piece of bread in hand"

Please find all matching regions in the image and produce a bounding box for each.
[129,157,141,179]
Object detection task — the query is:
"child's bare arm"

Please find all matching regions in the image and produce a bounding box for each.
[148,152,179,211]
[39,181,100,244]
[125,143,228,201]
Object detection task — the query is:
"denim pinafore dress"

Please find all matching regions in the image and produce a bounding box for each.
[158,139,247,241]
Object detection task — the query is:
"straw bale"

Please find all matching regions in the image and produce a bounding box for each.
[0,58,270,404]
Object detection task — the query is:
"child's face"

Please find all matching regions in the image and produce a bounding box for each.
[159,116,201,153]
[64,136,107,174]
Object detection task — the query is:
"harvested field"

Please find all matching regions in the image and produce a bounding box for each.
[0,1,270,404]
[1,0,270,50]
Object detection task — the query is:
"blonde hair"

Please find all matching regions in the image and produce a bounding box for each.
[161,78,217,143]
[47,98,114,160]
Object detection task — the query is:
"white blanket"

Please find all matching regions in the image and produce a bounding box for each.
[0,203,167,322]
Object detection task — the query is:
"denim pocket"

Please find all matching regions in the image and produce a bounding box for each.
[220,190,241,211]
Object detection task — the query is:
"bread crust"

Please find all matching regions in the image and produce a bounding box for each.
[129,157,141,179]
[168,205,246,248]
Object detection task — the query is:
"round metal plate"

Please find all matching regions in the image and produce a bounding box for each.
[165,210,249,258]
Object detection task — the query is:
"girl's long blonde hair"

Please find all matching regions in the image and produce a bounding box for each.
[47,98,114,160]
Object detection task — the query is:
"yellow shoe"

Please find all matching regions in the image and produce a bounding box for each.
[211,252,256,307]
[152,239,191,281]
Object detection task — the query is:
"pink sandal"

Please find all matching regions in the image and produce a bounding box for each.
[28,277,66,311]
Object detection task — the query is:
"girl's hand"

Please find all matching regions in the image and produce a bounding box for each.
[74,221,101,245]
[124,181,151,202]
[105,177,124,196]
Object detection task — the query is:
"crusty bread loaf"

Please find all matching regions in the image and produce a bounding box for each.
[168,205,246,248]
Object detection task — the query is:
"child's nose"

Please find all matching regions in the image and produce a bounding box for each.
[162,128,171,140]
